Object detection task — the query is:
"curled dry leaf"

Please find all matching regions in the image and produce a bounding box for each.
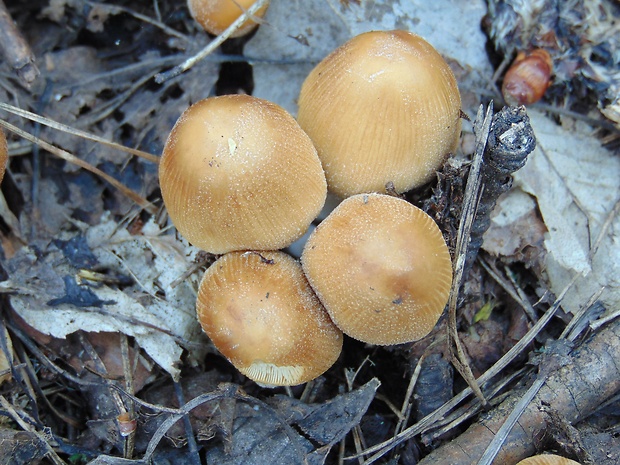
[3,216,206,380]
[511,110,620,314]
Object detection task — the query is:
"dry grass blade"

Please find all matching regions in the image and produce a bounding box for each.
[394,353,427,437]
[418,316,620,465]
[479,259,538,323]
[446,103,494,406]
[424,367,528,443]
[475,377,546,465]
[0,102,159,163]
[0,119,157,214]
[155,0,271,82]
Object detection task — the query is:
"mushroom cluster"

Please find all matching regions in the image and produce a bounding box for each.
[159,30,458,385]
[159,94,339,386]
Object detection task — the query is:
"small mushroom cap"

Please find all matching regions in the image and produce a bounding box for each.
[159,94,327,254]
[297,30,462,197]
[0,130,7,184]
[301,193,452,345]
[516,455,581,465]
[187,0,269,38]
[197,251,343,386]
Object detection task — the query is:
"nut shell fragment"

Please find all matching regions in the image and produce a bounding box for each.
[196,251,343,386]
[301,193,452,345]
[159,94,327,254]
[298,30,462,197]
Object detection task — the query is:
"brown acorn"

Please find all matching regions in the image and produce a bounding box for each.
[502,49,553,106]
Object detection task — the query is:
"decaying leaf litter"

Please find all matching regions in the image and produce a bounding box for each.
[0,1,619,464]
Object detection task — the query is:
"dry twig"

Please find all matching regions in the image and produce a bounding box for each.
[418,317,620,465]
[0,120,157,214]
[155,0,270,83]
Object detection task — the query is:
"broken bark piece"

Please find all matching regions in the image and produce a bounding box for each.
[464,105,536,274]
[0,0,39,85]
[417,318,620,465]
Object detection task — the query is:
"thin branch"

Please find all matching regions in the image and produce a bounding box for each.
[155,0,270,83]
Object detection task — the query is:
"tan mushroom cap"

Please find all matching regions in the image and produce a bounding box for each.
[301,193,452,345]
[187,0,269,38]
[197,251,343,386]
[0,130,7,184]
[159,94,327,254]
[297,30,462,197]
[516,455,581,465]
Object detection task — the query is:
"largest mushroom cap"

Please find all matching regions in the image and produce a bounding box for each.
[301,193,452,345]
[159,94,327,254]
[297,30,462,197]
[197,251,343,386]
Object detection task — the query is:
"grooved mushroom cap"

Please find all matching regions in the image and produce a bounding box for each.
[159,94,327,254]
[196,251,343,386]
[297,30,462,198]
[301,193,452,345]
[0,130,7,184]
[187,0,269,38]
[516,455,581,465]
